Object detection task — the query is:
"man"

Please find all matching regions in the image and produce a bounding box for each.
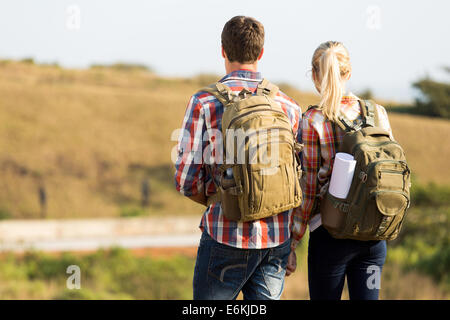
[175,16,303,300]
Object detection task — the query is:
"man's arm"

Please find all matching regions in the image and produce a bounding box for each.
[189,192,207,206]
[175,95,209,202]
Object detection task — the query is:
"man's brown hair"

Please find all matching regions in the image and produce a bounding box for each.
[221,16,265,64]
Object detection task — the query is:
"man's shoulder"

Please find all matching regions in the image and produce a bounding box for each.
[275,90,302,114]
[189,80,303,113]
[191,88,216,104]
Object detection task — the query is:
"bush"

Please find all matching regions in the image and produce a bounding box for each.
[410,181,450,207]
[0,207,11,219]
[358,88,374,100]
[20,57,35,64]
[387,202,450,292]
[417,241,450,291]
[412,70,450,118]
[119,205,147,217]
[90,63,152,72]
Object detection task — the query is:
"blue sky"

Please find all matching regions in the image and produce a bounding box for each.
[0,0,448,102]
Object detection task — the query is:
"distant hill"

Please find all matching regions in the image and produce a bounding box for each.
[0,60,448,219]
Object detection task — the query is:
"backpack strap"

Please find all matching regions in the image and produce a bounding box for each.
[337,99,379,132]
[307,104,356,132]
[200,82,235,106]
[307,105,318,112]
[363,100,379,127]
[336,115,356,132]
[256,78,279,98]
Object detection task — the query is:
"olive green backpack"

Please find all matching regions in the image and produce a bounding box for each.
[320,100,411,241]
[202,79,302,222]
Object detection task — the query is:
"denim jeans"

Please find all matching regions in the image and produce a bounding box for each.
[193,230,291,300]
[308,225,387,300]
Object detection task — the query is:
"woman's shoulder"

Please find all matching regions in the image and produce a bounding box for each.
[372,102,389,118]
[372,103,392,134]
[350,95,393,137]
[303,105,326,123]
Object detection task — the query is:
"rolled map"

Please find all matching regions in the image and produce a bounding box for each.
[328,152,357,199]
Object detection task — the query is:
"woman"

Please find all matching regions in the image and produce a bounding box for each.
[301,41,393,300]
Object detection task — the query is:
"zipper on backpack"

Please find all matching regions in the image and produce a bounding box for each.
[227,108,289,130]
[365,160,408,177]
[351,141,404,156]
[245,127,293,141]
[247,163,253,210]
[378,169,404,178]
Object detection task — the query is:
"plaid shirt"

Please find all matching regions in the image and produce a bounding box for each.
[292,93,393,248]
[175,70,302,249]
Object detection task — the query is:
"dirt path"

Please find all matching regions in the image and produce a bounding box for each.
[0,216,201,253]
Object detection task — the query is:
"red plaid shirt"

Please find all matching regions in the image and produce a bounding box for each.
[175,70,302,249]
[292,93,393,248]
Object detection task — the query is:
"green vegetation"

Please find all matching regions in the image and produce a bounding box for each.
[357,88,374,100]
[0,248,194,299]
[387,67,450,119]
[411,180,450,207]
[0,207,11,220]
[387,182,450,293]
[119,205,148,217]
[412,74,450,119]
[90,62,153,73]
[20,57,35,64]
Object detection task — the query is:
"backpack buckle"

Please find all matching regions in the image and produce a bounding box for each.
[238,88,252,99]
[339,203,350,213]
[359,171,368,183]
[262,87,271,95]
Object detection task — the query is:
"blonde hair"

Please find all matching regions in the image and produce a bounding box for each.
[312,41,351,122]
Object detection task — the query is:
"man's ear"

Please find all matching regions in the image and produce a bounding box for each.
[257,48,264,61]
[221,47,226,59]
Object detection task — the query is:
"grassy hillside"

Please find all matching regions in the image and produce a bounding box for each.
[0,60,448,219]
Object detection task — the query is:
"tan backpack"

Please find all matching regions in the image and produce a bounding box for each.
[202,79,302,222]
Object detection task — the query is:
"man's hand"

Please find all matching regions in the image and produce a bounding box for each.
[285,249,297,276]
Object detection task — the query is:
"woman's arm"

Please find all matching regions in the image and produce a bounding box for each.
[290,113,321,249]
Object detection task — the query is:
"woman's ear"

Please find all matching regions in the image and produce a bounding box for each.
[346,71,352,81]
[312,70,321,93]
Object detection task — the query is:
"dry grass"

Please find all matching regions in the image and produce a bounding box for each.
[0,61,447,219]
[0,61,205,218]
[388,113,450,184]
[281,253,449,300]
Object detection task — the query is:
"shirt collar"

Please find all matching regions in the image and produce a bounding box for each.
[342,92,359,104]
[219,69,262,82]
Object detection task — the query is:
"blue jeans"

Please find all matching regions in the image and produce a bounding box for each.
[193,230,291,300]
[308,225,387,300]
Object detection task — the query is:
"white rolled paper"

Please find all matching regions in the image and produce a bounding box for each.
[328,152,357,199]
